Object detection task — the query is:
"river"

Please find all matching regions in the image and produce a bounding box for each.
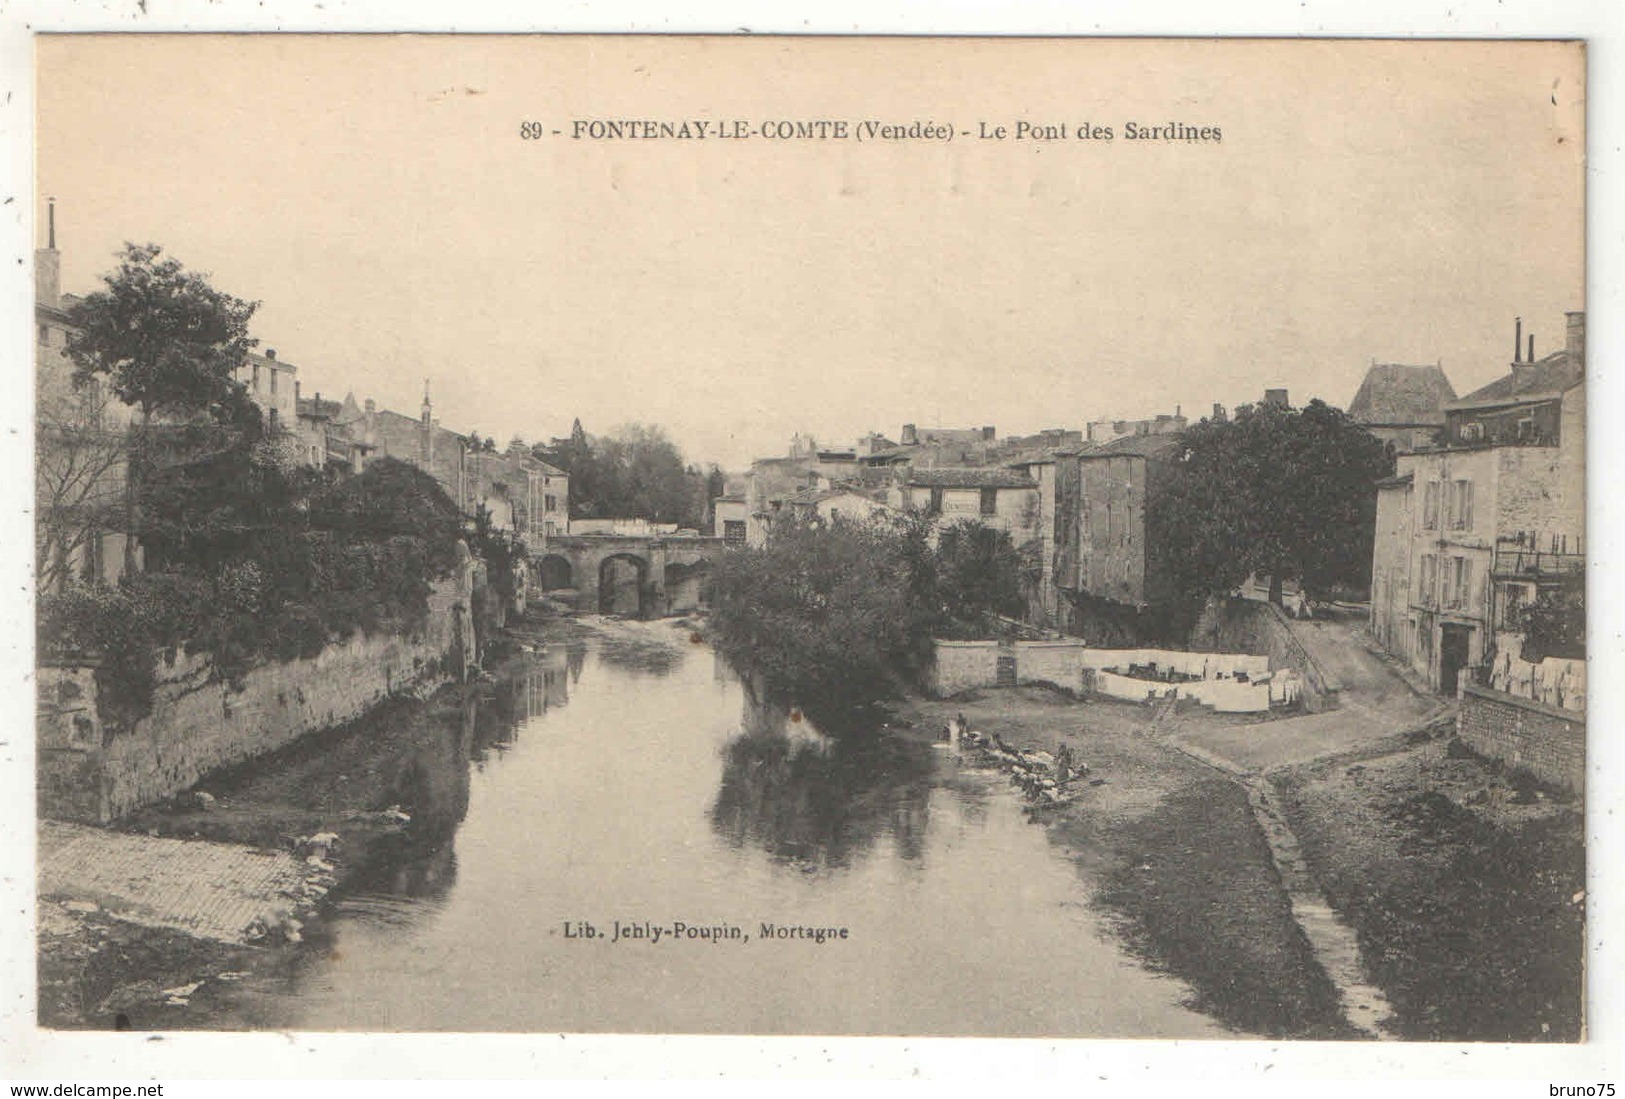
[220,620,1226,1037]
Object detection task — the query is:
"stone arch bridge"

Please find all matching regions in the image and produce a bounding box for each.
[534,534,729,618]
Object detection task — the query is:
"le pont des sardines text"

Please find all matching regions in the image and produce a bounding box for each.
[519,119,1222,143]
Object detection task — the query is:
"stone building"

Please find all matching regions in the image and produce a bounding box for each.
[1347,362,1457,454]
[1062,433,1185,623]
[887,466,1041,544]
[321,386,568,553]
[1369,313,1585,694]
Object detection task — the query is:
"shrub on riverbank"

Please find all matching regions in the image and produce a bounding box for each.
[709,514,938,716]
[708,513,1031,724]
[39,458,466,726]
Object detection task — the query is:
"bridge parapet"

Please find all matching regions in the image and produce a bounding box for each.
[536,535,729,617]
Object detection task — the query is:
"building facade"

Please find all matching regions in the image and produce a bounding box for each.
[1369,313,1585,694]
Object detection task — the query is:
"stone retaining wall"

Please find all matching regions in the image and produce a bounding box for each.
[1191,596,1341,713]
[37,561,477,824]
[1458,682,1585,795]
[928,638,1270,703]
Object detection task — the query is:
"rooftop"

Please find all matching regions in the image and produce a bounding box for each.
[905,467,1037,489]
[1446,350,1583,411]
[1348,363,1457,426]
[1078,432,1184,459]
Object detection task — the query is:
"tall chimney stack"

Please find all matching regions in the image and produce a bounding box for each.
[35,197,60,308]
[1514,316,1523,363]
[1528,333,1535,363]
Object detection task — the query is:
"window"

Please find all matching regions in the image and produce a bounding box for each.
[545,494,558,511]
[723,520,747,546]
[270,368,278,394]
[38,324,49,345]
[928,487,944,515]
[252,363,261,391]
[1447,556,1472,611]
[1422,481,1440,530]
[1420,554,1438,608]
[1449,480,1474,531]
[980,487,998,516]
[1461,421,1484,442]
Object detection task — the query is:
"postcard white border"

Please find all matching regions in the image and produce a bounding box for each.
[1,0,1620,1087]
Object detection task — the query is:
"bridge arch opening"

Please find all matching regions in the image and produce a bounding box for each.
[538,554,574,592]
[663,558,712,615]
[599,553,650,617]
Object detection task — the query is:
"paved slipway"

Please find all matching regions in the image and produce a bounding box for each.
[1159,607,1452,1039]
[38,821,312,944]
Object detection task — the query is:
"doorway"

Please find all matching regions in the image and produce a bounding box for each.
[1440,624,1473,697]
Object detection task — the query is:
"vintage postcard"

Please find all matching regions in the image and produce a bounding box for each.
[12,28,1604,1069]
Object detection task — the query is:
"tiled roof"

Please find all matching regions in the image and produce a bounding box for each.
[1446,351,1583,410]
[1078,433,1183,459]
[1349,363,1457,425]
[906,467,1037,489]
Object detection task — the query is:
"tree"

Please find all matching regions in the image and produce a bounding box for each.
[35,378,128,592]
[933,519,1028,631]
[65,243,260,576]
[1150,399,1394,611]
[709,514,937,724]
[540,419,716,528]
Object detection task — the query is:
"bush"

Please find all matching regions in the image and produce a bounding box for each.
[40,456,470,723]
[710,515,935,720]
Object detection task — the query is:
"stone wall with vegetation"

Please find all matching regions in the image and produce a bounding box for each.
[37,565,476,824]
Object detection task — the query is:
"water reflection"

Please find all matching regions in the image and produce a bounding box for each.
[710,695,944,870]
[223,621,1225,1037]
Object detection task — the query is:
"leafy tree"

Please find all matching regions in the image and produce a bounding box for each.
[1149,399,1394,611]
[933,519,1028,631]
[64,243,260,576]
[537,419,717,528]
[709,514,937,724]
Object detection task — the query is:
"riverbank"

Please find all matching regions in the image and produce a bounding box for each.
[893,688,1355,1039]
[37,612,1582,1039]
[37,612,653,1029]
[895,681,1583,1042]
[37,650,519,1029]
[1272,738,1584,1041]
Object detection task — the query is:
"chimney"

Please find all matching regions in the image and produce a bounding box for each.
[1213,403,1227,422]
[1566,311,1585,368]
[266,348,277,361]
[35,197,60,308]
[901,423,918,446]
[294,379,301,403]
[1514,316,1523,363]
[1264,388,1289,409]
[1528,334,1535,363]
[982,426,996,441]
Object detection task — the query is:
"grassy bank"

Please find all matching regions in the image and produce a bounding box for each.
[1273,739,1585,1041]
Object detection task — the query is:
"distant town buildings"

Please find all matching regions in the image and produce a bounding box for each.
[34,209,569,587]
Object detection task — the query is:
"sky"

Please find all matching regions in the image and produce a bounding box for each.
[35,36,1585,470]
